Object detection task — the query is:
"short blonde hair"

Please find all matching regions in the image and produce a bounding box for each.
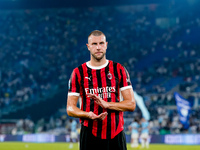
[88,30,105,39]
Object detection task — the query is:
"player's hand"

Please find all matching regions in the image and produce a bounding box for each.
[87,93,109,109]
[88,111,108,121]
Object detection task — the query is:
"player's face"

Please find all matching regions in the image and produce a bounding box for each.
[87,34,108,61]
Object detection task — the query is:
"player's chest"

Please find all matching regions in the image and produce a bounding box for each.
[81,70,120,87]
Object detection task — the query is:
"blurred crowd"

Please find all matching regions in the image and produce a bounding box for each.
[1,105,200,135]
[0,108,79,135]
[0,1,200,135]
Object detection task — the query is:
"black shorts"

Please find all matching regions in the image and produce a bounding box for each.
[80,125,127,150]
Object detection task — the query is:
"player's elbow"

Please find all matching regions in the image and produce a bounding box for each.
[67,110,73,117]
[66,106,74,117]
[129,101,136,112]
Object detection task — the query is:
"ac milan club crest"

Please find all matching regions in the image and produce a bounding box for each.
[107,72,112,80]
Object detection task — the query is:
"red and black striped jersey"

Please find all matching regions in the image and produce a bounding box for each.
[68,60,132,139]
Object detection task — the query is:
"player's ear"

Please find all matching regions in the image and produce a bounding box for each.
[86,44,89,51]
[86,43,90,50]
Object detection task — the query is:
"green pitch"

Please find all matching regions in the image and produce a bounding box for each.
[0,142,200,150]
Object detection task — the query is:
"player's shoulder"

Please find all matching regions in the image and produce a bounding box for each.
[73,62,87,72]
[110,60,124,68]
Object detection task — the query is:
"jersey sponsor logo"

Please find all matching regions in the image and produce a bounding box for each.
[85,86,116,99]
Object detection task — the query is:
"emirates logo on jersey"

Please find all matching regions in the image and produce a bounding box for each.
[85,86,116,94]
[107,72,112,80]
[85,86,116,99]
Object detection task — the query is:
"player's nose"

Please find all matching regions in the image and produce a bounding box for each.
[96,43,101,49]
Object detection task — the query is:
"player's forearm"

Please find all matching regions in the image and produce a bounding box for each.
[107,100,136,112]
[67,106,89,119]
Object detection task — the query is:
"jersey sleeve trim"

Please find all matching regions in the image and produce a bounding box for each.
[120,85,132,91]
[68,92,80,96]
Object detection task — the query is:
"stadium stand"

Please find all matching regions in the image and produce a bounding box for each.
[0,0,200,135]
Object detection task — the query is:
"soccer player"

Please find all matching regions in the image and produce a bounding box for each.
[67,30,136,150]
[129,119,139,148]
[140,118,150,149]
[69,119,78,149]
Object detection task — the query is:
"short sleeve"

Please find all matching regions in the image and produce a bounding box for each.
[68,68,80,96]
[119,65,132,91]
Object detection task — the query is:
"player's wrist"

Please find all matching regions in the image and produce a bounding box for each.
[87,111,92,119]
[87,111,96,120]
[105,102,111,109]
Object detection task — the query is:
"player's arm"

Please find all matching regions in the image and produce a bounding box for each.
[67,68,107,120]
[147,124,150,130]
[108,87,136,111]
[67,95,88,118]
[87,87,136,112]
[128,125,132,131]
[67,95,107,120]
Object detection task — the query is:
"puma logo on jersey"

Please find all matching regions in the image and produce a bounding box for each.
[85,76,91,81]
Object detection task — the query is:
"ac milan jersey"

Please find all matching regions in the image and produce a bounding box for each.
[68,60,132,139]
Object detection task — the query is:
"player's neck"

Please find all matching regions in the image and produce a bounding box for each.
[89,57,107,67]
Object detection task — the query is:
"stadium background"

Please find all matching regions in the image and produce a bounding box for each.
[0,0,200,148]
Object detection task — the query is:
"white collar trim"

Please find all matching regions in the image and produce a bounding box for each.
[86,60,109,70]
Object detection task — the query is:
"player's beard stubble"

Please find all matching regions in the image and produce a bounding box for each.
[91,52,106,61]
